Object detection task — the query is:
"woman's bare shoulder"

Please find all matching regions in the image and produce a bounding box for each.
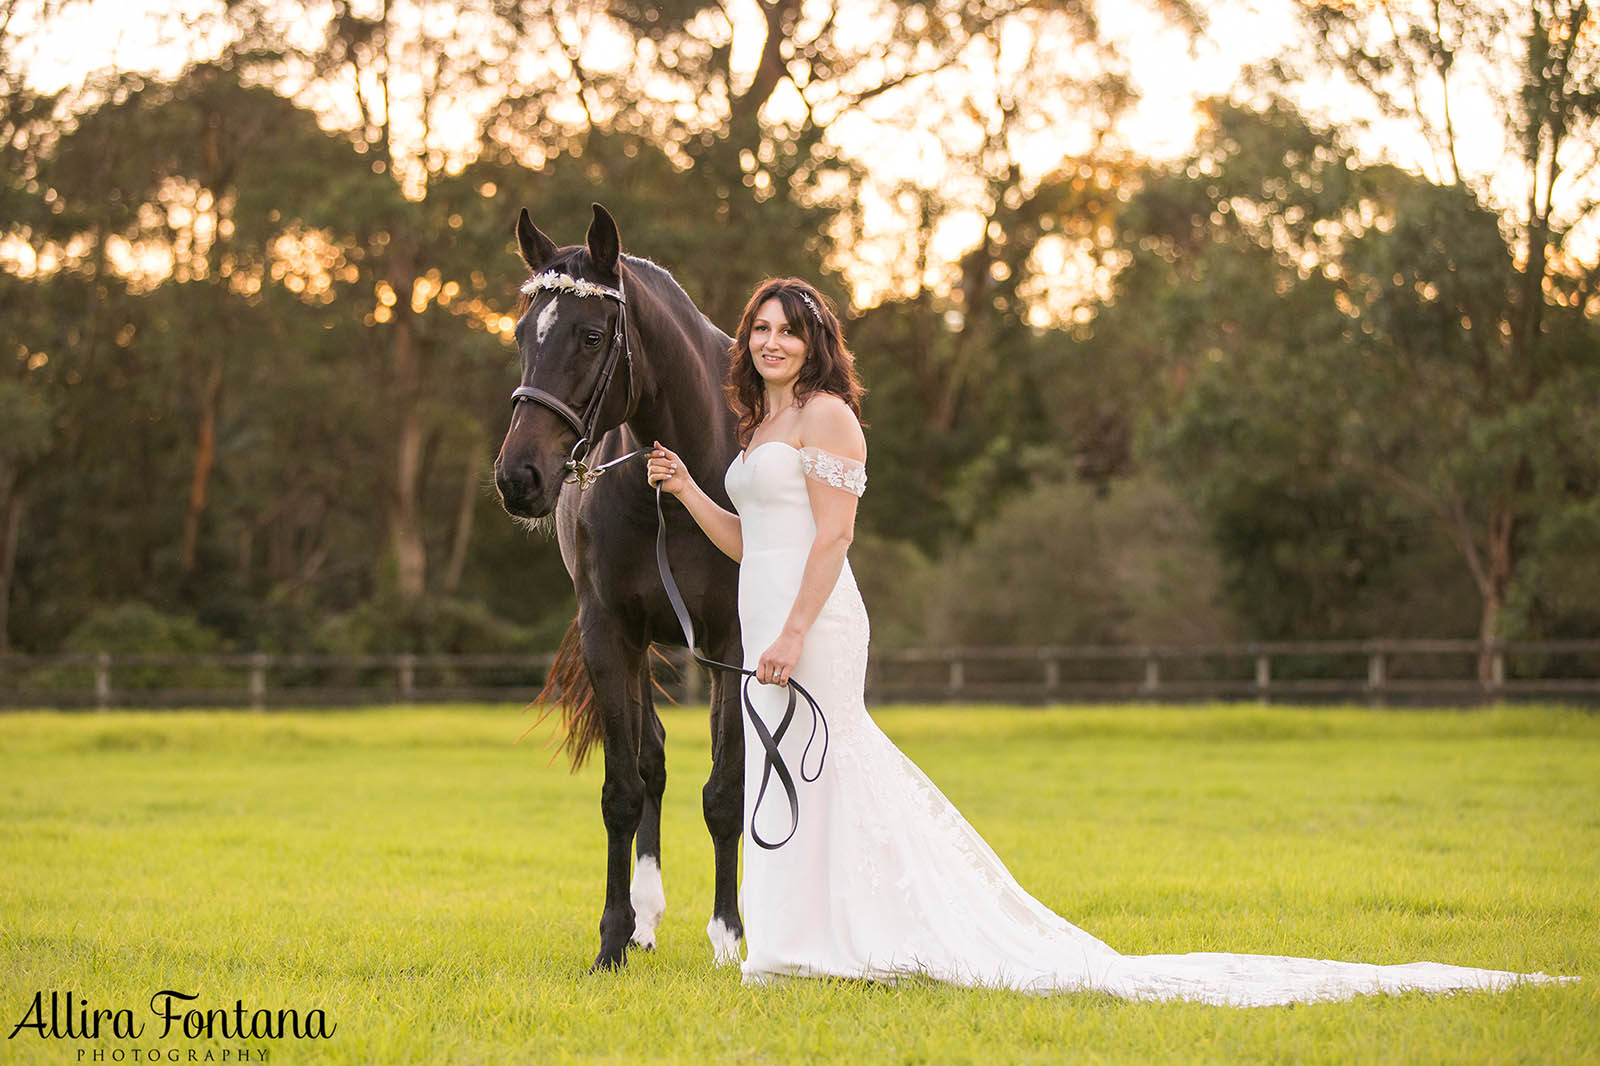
[796,393,865,460]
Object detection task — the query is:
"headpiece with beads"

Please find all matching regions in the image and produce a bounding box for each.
[794,288,825,325]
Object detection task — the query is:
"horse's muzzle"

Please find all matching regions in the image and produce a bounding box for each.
[494,459,554,518]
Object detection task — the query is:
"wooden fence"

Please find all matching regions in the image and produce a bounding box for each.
[2,639,1598,709]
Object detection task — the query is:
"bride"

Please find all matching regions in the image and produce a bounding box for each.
[645,277,1569,1006]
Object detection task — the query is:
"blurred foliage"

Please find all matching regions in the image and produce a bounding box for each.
[929,473,1233,647]
[315,593,535,656]
[31,602,233,691]
[848,531,939,650]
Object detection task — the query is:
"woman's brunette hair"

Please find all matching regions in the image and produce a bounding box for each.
[725,277,865,446]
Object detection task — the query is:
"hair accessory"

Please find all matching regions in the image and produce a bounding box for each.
[794,288,826,325]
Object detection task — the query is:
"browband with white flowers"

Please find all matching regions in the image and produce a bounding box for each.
[520,271,624,301]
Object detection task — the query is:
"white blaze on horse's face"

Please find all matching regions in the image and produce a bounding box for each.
[513,291,616,422]
[498,279,622,518]
[536,299,560,346]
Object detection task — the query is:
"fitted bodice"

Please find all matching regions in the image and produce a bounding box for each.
[724,442,822,558]
[722,438,869,669]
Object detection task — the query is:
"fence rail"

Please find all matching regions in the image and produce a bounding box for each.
[1,639,1598,709]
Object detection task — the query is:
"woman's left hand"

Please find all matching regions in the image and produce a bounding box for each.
[757,631,804,686]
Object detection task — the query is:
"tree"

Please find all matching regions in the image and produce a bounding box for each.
[1291,0,1600,659]
[1118,97,1599,650]
[0,379,53,652]
[1104,103,1435,639]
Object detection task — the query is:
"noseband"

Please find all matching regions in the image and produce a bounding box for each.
[510,270,646,489]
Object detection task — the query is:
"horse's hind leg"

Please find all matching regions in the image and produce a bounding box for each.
[586,614,646,971]
[702,665,745,964]
[630,671,667,950]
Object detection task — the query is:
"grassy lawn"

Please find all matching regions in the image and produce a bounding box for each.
[2,703,1595,1065]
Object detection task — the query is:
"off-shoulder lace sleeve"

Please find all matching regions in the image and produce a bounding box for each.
[799,446,867,498]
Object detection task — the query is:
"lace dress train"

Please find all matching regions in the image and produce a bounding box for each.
[721,442,1571,1006]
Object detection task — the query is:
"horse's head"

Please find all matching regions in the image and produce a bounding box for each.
[494,203,634,519]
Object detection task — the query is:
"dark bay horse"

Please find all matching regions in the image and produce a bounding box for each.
[493,204,746,971]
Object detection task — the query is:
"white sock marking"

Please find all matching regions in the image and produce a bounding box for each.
[706,916,742,966]
[630,856,666,949]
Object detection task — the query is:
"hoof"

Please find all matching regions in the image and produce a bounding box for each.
[590,947,628,973]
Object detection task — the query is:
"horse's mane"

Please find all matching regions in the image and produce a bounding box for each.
[623,254,731,345]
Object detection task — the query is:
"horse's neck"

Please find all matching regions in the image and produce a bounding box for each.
[625,270,736,470]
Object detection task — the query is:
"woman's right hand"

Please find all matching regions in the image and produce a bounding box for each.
[646,441,690,496]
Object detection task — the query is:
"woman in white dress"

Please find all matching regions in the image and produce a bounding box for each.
[645,277,1569,1006]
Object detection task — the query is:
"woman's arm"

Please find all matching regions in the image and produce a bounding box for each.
[647,442,743,562]
[754,399,866,686]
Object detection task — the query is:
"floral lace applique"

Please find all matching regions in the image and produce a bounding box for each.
[799,446,867,498]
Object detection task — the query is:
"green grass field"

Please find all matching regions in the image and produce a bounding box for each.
[2,703,1596,1065]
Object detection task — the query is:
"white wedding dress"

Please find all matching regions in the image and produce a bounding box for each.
[722,442,1570,1006]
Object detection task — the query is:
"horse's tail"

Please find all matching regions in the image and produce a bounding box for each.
[527,619,681,772]
[531,619,603,772]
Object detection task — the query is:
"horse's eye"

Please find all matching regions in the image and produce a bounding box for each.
[583,330,603,348]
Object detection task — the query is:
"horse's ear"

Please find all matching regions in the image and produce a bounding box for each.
[516,208,560,271]
[586,203,621,278]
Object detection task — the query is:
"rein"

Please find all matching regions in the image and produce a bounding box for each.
[508,268,827,849]
[650,481,828,851]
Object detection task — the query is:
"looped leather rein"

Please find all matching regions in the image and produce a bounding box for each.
[651,481,828,851]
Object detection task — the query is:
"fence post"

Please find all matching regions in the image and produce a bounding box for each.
[95,652,111,710]
[1141,654,1160,695]
[1490,644,1505,698]
[398,653,416,702]
[948,655,964,697]
[1043,658,1060,692]
[249,653,268,711]
[1367,650,1387,708]
[1255,653,1271,704]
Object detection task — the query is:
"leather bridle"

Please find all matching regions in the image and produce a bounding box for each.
[510,269,645,489]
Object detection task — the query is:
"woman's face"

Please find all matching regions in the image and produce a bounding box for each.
[749,297,807,393]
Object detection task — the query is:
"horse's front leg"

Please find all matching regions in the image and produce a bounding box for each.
[629,673,667,950]
[703,654,745,965]
[587,617,646,971]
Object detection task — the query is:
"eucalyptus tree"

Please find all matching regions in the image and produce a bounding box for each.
[1102,103,1421,640]
[1117,95,1599,648]
[0,71,50,647]
[486,0,1198,324]
[1288,0,1600,654]
[16,61,384,643]
[0,0,93,649]
[218,0,1204,565]
[549,0,1195,551]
